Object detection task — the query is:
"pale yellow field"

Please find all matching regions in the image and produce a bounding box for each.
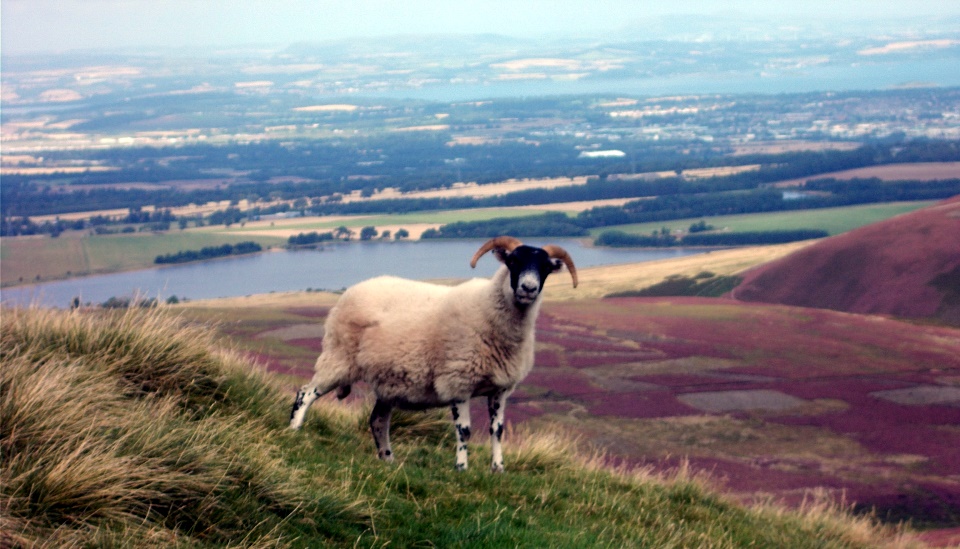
[1,166,118,175]
[681,165,760,179]
[543,241,815,301]
[293,104,359,112]
[510,198,634,212]
[730,141,862,156]
[353,176,590,202]
[31,199,250,224]
[772,161,960,187]
[238,222,442,240]
[392,124,450,132]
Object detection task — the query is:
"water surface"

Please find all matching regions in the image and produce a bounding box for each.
[2,239,703,308]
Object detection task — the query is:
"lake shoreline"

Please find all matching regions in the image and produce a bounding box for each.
[1,239,709,308]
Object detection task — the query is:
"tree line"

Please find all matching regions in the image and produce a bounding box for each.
[418,177,960,243]
[5,137,958,220]
[595,229,829,248]
[154,242,262,265]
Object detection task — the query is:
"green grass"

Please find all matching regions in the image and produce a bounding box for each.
[1,306,925,547]
[1,231,286,286]
[590,201,935,238]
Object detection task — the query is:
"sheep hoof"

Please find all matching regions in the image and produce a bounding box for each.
[490,463,504,473]
[378,450,395,463]
[455,462,467,472]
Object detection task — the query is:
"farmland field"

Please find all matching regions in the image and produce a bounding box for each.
[589,201,936,238]
[772,161,960,187]
[225,207,553,239]
[0,231,285,286]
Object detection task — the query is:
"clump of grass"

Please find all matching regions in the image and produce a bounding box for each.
[1,306,368,547]
[607,271,744,298]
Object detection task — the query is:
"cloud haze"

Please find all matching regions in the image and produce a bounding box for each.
[3,0,959,54]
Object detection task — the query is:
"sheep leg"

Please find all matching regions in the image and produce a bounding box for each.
[369,399,395,462]
[451,400,472,471]
[488,389,510,473]
[290,384,323,430]
[290,355,349,429]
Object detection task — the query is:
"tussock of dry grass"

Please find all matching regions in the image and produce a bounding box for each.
[1,307,367,547]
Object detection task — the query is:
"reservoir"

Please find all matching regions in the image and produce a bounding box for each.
[1,239,704,308]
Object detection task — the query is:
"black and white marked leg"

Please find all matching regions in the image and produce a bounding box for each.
[451,400,472,471]
[488,389,510,472]
[290,384,321,429]
[369,399,395,462]
[290,367,344,429]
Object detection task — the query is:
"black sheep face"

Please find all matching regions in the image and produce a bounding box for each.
[499,245,564,306]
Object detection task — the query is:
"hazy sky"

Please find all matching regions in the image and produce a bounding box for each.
[3,0,959,55]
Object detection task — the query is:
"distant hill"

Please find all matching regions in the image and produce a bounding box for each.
[732,196,960,325]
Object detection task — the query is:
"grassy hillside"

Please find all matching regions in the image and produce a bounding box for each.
[0,306,924,548]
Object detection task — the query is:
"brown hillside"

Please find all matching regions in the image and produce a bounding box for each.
[732,196,960,324]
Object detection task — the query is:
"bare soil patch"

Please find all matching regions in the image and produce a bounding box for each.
[678,390,807,413]
[871,386,960,407]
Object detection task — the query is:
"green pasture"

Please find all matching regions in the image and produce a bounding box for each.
[589,201,935,238]
[1,231,286,286]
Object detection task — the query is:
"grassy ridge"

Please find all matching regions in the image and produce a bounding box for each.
[1,307,924,547]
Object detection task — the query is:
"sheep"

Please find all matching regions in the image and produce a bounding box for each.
[289,236,577,471]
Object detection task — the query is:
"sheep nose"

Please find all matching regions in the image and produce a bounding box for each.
[520,280,538,292]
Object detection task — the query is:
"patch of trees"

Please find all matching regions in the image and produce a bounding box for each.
[420,212,589,239]
[595,228,827,248]
[154,241,262,265]
[681,229,828,246]
[688,220,714,233]
[594,230,677,248]
[606,272,743,298]
[288,231,336,246]
[577,178,960,229]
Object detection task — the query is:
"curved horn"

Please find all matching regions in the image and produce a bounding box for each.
[470,236,523,268]
[542,244,578,288]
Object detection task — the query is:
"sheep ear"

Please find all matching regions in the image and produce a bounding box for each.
[493,248,511,264]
